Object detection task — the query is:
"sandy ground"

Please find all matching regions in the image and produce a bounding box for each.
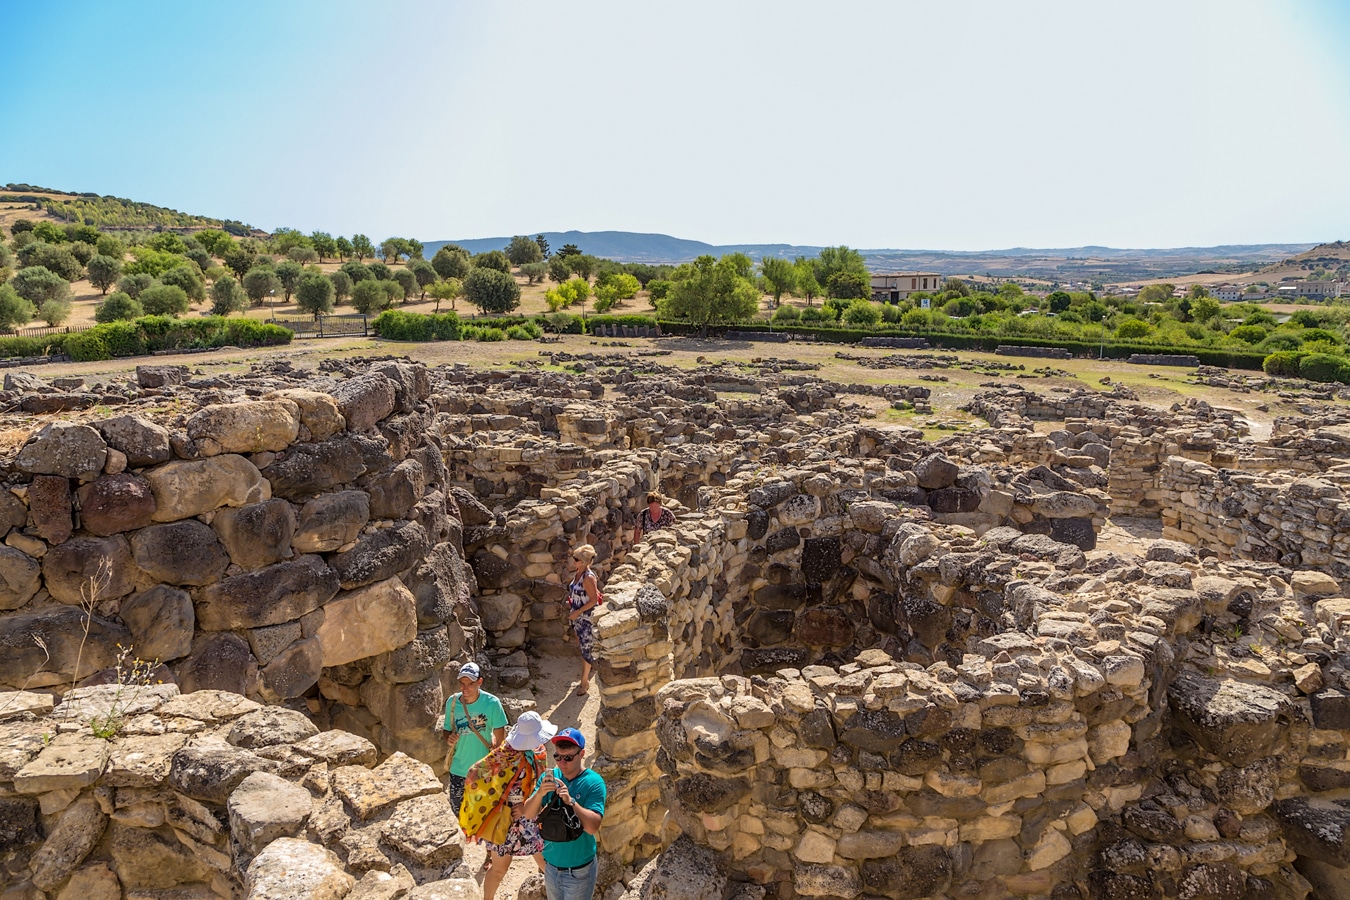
[457,649,600,900]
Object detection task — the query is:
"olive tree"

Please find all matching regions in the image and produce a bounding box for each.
[86,254,123,295]
[464,267,521,315]
[210,276,249,316]
[94,292,143,323]
[0,284,35,332]
[295,273,336,319]
[139,284,190,317]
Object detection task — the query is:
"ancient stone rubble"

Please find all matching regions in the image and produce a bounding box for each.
[3,356,1350,898]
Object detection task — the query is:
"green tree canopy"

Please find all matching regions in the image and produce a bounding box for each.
[473,250,511,273]
[1137,284,1175,305]
[193,229,234,256]
[94,291,143,323]
[146,232,188,255]
[520,262,548,284]
[432,245,471,280]
[242,267,283,306]
[296,273,336,319]
[209,275,248,316]
[367,261,392,281]
[334,236,354,259]
[339,260,372,284]
[222,244,258,280]
[117,272,154,298]
[658,254,760,338]
[18,242,83,281]
[275,260,304,301]
[464,267,522,315]
[505,235,544,266]
[0,284,35,332]
[814,246,868,296]
[160,264,206,302]
[535,235,550,258]
[392,268,419,301]
[826,271,869,300]
[309,232,337,262]
[12,266,71,305]
[269,228,312,256]
[760,257,796,304]
[86,254,123,295]
[95,234,124,260]
[548,256,572,283]
[140,283,190,317]
[792,257,820,303]
[329,270,354,305]
[68,241,96,266]
[408,260,437,298]
[351,279,389,314]
[351,234,375,260]
[288,246,319,265]
[557,243,581,258]
[427,278,461,312]
[38,298,72,326]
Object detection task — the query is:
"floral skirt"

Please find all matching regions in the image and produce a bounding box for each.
[573,614,596,664]
[481,803,544,857]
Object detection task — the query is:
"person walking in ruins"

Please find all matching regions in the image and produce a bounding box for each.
[460,711,556,899]
[631,491,675,544]
[442,662,507,818]
[565,544,601,697]
[522,728,607,900]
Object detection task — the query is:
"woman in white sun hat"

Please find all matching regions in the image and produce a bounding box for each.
[460,711,557,899]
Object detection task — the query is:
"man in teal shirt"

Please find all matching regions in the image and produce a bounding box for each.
[442,662,507,815]
[522,727,606,900]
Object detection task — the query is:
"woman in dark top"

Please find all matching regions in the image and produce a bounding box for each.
[632,492,674,544]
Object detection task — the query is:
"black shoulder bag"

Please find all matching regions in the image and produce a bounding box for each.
[538,792,584,842]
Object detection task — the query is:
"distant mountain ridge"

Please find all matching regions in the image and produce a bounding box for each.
[424,231,1317,282]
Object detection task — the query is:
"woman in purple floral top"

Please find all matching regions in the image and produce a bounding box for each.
[632,492,674,544]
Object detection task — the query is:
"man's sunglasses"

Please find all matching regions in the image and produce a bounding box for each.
[552,746,581,761]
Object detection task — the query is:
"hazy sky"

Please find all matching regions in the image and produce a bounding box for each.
[3,0,1347,250]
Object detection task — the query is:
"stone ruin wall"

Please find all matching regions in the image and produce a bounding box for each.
[0,361,484,776]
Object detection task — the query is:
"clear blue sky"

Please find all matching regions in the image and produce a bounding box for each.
[2,0,1347,250]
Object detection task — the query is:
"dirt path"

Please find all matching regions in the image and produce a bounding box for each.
[458,650,601,900]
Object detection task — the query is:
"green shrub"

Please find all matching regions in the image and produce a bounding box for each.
[477,327,505,342]
[841,300,882,328]
[771,305,801,323]
[546,312,582,334]
[372,309,462,341]
[505,325,533,340]
[1228,325,1267,345]
[1262,352,1304,378]
[460,325,482,341]
[0,335,65,358]
[64,316,292,361]
[800,307,833,324]
[1257,332,1303,353]
[1299,353,1350,383]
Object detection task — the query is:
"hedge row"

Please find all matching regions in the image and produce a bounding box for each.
[372,311,661,342]
[660,322,1270,370]
[0,335,69,359]
[64,316,292,362]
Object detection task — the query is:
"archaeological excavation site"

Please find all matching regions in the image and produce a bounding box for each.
[5,349,1350,900]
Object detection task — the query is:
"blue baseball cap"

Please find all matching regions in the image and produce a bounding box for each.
[551,727,585,749]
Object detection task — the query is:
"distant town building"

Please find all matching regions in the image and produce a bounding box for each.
[1291,280,1345,299]
[871,272,946,302]
[1210,284,1244,302]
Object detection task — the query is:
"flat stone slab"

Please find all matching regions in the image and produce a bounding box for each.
[14,732,110,794]
[380,793,463,867]
[292,730,378,768]
[245,837,354,900]
[104,732,190,787]
[0,690,55,721]
[332,752,442,820]
[52,683,179,724]
[156,690,261,724]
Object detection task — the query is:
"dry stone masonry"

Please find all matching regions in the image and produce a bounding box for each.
[6,355,1350,899]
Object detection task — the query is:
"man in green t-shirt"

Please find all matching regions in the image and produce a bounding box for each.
[522,727,606,900]
[442,662,507,814]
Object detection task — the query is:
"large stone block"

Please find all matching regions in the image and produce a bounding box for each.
[16,422,107,482]
[1168,674,1298,766]
[109,822,212,889]
[861,847,952,900]
[914,453,959,490]
[331,520,430,590]
[264,436,369,501]
[187,399,300,455]
[361,673,443,736]
[0,607,130,689]
[28,474,72,544]
[76,474,156,536]
[42,535,135,604]
[28,795,107,891]
[212,499,297,570]
[94,415,172,468]
[246,838,354,900]
[176,633,257,695]
[261,636,324,699]
[264,388,346,440]
[331,373,397,432]
[0,545,41,611]
[331,752,442,820]
[318,577,419,667]
[144,454,270,522]
[131,520,230,586]
[367,458,426,520]
[169,741,279,804]
[293,490,370,553]
[120,585,195,662]
[228,771,313,856]
[372,627,453,685]
[195,555,340,630]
